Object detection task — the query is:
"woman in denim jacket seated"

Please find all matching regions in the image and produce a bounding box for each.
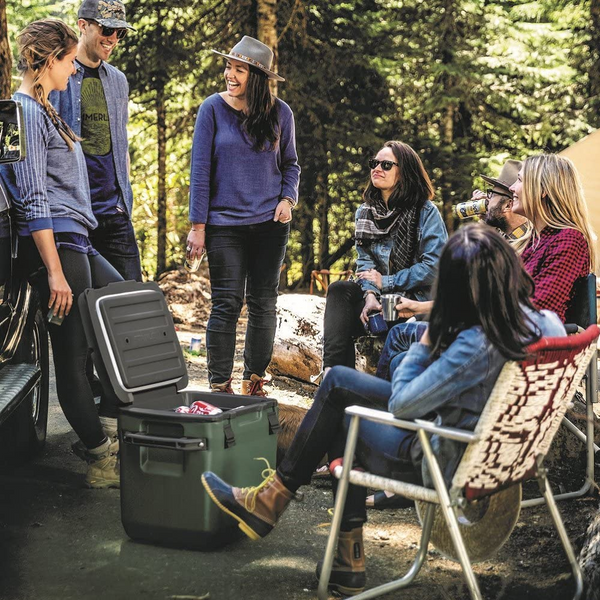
[202,224,565,597]
[320,140,447,377]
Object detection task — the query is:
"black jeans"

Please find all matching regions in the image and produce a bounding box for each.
[277,366,417,528]
[19,236,123,449]
[89,210,142,282]
[323,280,368,369]
[205,220,289,384]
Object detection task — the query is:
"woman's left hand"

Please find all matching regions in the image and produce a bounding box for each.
[274,200,293,223]
[357,269,383,290]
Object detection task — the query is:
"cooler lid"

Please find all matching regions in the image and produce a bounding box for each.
[80,281,188,404]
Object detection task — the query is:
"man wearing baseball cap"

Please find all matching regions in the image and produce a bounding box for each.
[51,0,141,283]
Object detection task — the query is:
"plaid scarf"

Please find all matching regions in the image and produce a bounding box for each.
[355,196,422,273]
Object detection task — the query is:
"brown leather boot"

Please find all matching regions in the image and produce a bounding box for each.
[316,526,366,596]
[202,463,296,540]
[210,378,234,394]
[241,374,268,396]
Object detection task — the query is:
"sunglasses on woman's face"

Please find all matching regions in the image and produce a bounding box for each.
[89,20,128,40]
[368,159,399,171]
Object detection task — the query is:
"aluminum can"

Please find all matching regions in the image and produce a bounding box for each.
[185,251,206,273]
[189,401,223,415]
[452,198,487,219]
[174,406,191,413]
[189,336,202,352]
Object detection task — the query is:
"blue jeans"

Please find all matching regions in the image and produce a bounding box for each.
[277,366,418,527]
[205,220,289,384]
[376,321,429,380]
[89,210,142,282]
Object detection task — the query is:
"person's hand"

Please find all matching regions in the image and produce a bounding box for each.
[471,189,487,201]
[357,269,383,290]
[274,200,293,223]
[47,270,72,318]
[360,292,382,325]
[395,297,433,318]
[419,327,431,346]
[186,228,206,261]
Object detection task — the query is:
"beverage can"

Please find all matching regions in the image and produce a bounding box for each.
[189,336,202,352]
[189,401,223,415]
[174,406,191,413]
[452,198,487,219]
[185,250,206,273]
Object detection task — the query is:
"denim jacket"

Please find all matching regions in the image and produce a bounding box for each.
[49,61,133,215]
[389,307,566,486]
[355,200,447,301]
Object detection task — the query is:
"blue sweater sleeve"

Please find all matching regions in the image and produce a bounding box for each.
[277,104,300,203]
[189,100,215,224]
[12,101,53,231]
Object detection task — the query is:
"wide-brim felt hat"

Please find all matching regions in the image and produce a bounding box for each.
[78,0,135,31]
[481,159,522,194]
[212,35,285,82]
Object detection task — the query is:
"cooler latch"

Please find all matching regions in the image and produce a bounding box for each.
[223,422,236,449]
[268,411,280,435]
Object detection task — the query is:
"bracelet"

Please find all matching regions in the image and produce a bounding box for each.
[282,197,295,209]
[191,228,205,232]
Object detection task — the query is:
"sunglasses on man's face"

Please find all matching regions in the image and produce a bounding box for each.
[486,189,513,201]
[368,159,399,171]
[89,20,128,40]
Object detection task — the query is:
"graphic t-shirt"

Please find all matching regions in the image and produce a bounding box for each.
[79,60,120,215]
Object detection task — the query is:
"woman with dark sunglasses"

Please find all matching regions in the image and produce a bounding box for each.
[187,36,300,396]
[319,140,447,379]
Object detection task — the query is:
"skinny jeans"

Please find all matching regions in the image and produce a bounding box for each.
[19,236,123,449]
[205,220,289,384]
[277,366,418,528]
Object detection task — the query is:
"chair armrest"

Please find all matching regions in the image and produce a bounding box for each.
[344,405,478,444]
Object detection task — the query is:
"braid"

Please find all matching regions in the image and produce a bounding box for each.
[17,19,81,151]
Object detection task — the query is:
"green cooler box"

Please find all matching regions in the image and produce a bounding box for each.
[79,280,279,550]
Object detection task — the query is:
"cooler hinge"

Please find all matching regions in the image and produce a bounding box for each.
[223,422,236,449]
[268,411,280,435]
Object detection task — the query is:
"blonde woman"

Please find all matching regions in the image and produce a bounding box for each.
[509,154,596,323]
[0,19,123,487]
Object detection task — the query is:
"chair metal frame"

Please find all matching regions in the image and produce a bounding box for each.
[318,326,600,600]
[523,273,598,508]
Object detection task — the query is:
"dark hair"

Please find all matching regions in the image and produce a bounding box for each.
[363,141,434,210]
[242,66,280,151]
[428,224,541,360]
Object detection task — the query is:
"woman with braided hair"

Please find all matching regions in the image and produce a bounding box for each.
[0,19,123,488]
[320,141,447,377]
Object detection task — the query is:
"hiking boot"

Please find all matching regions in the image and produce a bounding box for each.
[85,438,120,489]
[201,459,296,540]
[72,416,119,461]
[316,526,366,596]
[241,374,268,396]
[211,378,235,394]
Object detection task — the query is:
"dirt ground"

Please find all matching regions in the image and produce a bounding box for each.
[159,268,600,600]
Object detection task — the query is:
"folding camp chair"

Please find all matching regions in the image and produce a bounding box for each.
[523,274,599,508]
[318,325,600,600]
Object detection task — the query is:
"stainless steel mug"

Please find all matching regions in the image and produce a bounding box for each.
[381,294,402,322]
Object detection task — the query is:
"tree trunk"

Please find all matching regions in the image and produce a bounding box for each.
[589,0,600,129]
[156,86,167,276]
[580,510,600,600]
[257,0,278,96]
[317,169,329,267]
[0,0,11,99]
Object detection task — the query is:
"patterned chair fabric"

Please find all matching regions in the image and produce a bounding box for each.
[454,324,600,501]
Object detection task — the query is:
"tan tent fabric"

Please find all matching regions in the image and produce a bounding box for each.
[560,130,600,261]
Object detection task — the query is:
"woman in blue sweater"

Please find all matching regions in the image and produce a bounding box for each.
[0,20,122,487]
[202,224,564,596]
[187,36,300,395]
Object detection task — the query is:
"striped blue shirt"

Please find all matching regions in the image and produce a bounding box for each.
[0,92,97,236]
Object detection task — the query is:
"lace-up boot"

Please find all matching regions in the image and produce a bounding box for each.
[202,459,296,540]
[210,378,235,394]
[316,526,366,596]
[85,438,120,489]
[241,374,268,396]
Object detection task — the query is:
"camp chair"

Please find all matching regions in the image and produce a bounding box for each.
[522,274,599,508]
[318,325,600,600]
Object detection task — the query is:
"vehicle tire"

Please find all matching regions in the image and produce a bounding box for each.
[1,304,50,461]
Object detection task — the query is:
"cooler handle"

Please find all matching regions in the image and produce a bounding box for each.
[123,432,207,451]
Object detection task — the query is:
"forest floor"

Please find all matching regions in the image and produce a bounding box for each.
[157,267,600,600]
